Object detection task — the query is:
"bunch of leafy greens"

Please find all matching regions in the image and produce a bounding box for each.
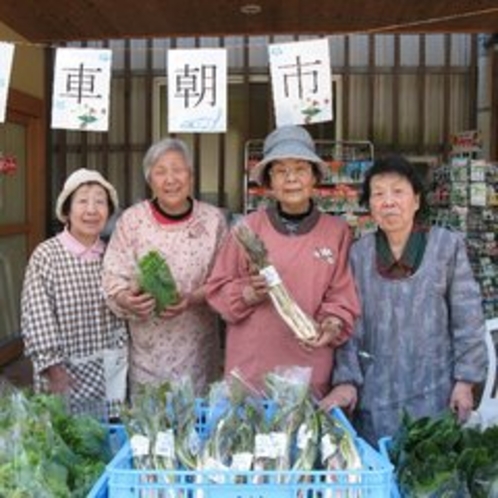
[0,388,113,497]
[390,410,498,497]
[138,250,179,313]
[169,376,202,471]
[201,374,263,483]
[121,381,175,471]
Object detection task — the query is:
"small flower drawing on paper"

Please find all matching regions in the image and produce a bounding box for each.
[77,104,99,129]
[301,97,330,124]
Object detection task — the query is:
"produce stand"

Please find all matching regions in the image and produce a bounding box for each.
[96,404,393,498]
[106,442,391,497]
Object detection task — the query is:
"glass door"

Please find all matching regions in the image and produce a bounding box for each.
[0,121,28,346]
[0,89,45,365]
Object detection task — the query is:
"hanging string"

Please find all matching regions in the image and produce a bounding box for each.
[361,6,498,34]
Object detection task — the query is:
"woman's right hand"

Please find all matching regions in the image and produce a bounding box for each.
[116,288,156,319]
[44,364,74,394]
[242,274,269,306]
[319,383,358,413]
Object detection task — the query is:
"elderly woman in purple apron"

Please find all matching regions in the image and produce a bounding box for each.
[322,154,487,446]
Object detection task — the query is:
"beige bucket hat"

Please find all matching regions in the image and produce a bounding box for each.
[55,168,119,223]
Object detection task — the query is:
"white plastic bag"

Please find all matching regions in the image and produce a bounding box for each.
[103,347,128,402]
[466,318,498,430]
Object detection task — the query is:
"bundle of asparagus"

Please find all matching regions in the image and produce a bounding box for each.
[233,222,318,341]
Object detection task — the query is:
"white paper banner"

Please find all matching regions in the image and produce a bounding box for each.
[0,42,15,123]
[269,38,333,127]
[51,48,112,132]
[167,48,227,133]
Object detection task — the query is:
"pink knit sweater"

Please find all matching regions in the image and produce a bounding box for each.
[206,208,360,398]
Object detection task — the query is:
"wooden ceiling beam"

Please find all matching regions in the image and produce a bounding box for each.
[0,0,497,43]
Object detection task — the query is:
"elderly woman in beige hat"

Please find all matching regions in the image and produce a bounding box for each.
[102,137,228,396]
[206,125,360,399]
[21,168,128,417]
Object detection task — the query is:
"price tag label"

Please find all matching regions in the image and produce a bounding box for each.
[271,432,288,457]
[231,452,254,471]
[255,433,274,458]
[203,457,230,484]
[321,434,338,463]
[297,423,313,449]
[154,429,175,458]
[260,265,282,287]
[130,434,150,457]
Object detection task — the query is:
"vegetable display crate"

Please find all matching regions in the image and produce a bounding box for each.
[87,424,128,498]
[87,472,109,498]
[106,440,391,497]
[104,406,393,498]
[378,438,400,498]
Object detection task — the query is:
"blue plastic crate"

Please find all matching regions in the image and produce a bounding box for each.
[87,424,128,498]
[106,406,393,498]
[378,437,400,498]
[107,439,392,498]
[87,472,109,498]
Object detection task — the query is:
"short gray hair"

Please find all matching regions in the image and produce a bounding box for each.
[142,137,193,181]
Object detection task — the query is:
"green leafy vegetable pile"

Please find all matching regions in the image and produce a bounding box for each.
[138,250,179,313]
[0,387,113,497]
[390,411,498,497]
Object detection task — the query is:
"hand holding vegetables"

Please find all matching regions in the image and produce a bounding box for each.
[234,222,319,342]
[116,284,156,319]
[117,250,186,319]
[138,250,179,313]
[242,274,269,306]
[309,316,344,348]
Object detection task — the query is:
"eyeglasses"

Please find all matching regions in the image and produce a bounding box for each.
[270,165,313,181]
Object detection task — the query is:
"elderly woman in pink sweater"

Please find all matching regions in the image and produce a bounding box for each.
[206,125,360,399]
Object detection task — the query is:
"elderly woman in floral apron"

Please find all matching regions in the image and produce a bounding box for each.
[21,168,128,418]
[102,137,228,396]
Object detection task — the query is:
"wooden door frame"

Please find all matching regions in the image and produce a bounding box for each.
[491,47,498,161]
[0,88,45,365]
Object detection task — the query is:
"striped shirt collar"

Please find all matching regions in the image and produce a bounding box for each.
[58,227,105,261]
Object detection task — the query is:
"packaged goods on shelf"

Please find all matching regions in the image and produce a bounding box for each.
[429,158,498,318]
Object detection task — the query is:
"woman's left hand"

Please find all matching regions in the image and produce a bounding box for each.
[450,380,474,423]
[158,295,190,319]
[304,316,344,348]
[157,286,207,319]
[319,383,358,413]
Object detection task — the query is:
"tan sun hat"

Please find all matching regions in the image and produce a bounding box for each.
[250,125,328,185]
[55,168,119,223]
